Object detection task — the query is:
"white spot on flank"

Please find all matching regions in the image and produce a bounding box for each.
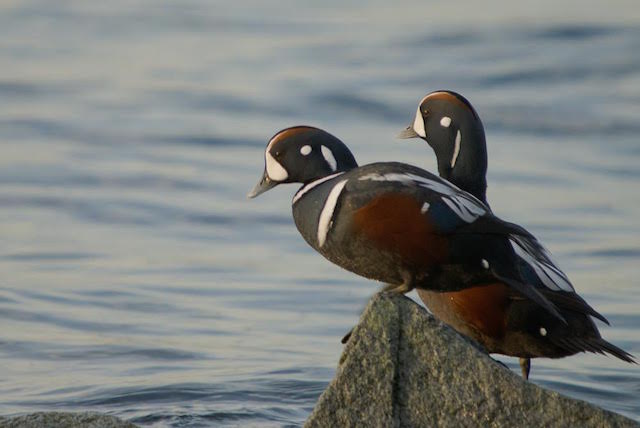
[300,145,312,155]
[321,145,337,171]
[318,179,348,247]
[539,327,547,336]
[440,116,451,128]
[451,130,461,168]
[413,106,426,137]
[265,151,288,181]
[421,202,430,213]
[481,259,489,269]
[292,172,345,204]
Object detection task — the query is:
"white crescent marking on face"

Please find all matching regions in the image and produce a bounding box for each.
[318,179,348,247]
[451,130,461,168]
[413,106,426,138]
[321,145,337,171]
[300,145,312,155]
[440,116,451,128]
[265,150,288,181]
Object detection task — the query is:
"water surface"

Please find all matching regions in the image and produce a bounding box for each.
[1,1,639,425]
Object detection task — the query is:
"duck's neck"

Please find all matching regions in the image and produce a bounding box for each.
[438,125,488,205]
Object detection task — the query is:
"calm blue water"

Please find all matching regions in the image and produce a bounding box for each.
[1,1,639,426]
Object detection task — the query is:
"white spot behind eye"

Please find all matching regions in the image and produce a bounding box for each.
[451,130,461,168]
[539,327,547,336]
[481,259,489,269]
[300,145,312,155]
[421,202,430,214]
[413,107,426,138]
[440,116,451,128]
[265,151,288,181]
[321,145,337,171]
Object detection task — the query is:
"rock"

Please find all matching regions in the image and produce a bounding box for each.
[0,412,137,428]
[305,293,638,428]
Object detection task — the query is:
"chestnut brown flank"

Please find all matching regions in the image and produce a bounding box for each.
[426,283,509,339]
[352,193,448,266]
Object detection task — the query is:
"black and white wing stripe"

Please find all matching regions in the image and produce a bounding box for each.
[357,170,490,224]
[508,233,575,293]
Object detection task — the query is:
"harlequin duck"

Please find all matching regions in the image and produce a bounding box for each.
[399,90,635,379]
[247,126,600,327]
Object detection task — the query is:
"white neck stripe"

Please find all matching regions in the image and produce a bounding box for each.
[318,179,348,247]
[292,172,345,204]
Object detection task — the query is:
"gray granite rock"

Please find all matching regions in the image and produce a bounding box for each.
[306,292,638,428]
[0,412,137,428]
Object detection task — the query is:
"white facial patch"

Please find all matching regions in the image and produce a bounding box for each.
[481,259,489,269]
[413,107,426,138]
[300,145,312,156]
[317,179,348,247]
[451,130,461,168]
[539,327,547,336]
[421,202,430,214]
[321,145,337,171]
[265,150,288,181]
[440,116,452,128]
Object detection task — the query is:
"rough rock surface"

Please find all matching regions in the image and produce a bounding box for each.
[306,292,638,428]
[0,412,137,428]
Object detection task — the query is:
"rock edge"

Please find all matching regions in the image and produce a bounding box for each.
[305,292,638,428]
[0,412,137,428]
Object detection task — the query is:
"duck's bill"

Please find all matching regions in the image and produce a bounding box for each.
[396,126,420,139]
[247,173,278,199]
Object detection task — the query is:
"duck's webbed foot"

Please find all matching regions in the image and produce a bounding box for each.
[493,358,509,370]
[341,329,353,344]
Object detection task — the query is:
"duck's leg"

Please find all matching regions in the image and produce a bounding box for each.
[519,357,531,380]
[382,282,411,293]
[382,272,415,294]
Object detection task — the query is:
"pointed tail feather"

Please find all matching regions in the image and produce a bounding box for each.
[554,337,636,363]
[543,290,609,325]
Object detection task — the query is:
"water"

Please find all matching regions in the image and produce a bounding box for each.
[1,1,639,425]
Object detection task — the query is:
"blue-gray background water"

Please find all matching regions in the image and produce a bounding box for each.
[1,1,639,426]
